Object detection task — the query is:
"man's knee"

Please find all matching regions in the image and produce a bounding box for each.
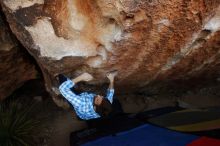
[57,74,67,84]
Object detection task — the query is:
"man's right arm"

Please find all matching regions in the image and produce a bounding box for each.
[59,73,93,106]
[59,79,81,107]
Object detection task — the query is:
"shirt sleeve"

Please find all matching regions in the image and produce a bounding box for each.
[105,89,114,103]
[59,78,81,107]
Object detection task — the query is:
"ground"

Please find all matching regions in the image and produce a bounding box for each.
[6,79,220,146]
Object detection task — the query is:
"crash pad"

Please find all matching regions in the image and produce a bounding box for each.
[148,108,220,132]
[82,124,198,146]
[187,137,220,146]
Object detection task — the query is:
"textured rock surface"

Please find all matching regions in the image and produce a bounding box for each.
[1,0,220,102]
[0,9,38,100]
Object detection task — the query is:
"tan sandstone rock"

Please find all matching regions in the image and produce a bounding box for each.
[1,0,220,104]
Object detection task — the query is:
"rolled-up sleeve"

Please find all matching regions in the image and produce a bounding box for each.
[59,79,81,107]
[105,89,114,103]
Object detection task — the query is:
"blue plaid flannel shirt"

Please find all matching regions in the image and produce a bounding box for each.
[59,78,114,120]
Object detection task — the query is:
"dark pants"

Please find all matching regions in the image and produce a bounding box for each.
[58,74,68,84]
[86,98,124,129]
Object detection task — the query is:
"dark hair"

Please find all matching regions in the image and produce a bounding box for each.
[95,98,112,117]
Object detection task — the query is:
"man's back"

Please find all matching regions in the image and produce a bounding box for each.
[59,78,100,120]
[58,71,117,120]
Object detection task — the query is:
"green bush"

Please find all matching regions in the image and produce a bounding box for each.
[0,100,41,146]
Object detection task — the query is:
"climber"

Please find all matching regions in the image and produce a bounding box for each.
[58,71,118,120]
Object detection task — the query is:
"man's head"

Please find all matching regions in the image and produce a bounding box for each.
[94,95,112,117]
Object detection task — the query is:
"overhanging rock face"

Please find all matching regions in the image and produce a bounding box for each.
[1,0,220,100]
[0,9,38,100]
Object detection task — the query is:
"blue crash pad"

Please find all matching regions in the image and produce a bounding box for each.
[82,124,198,146]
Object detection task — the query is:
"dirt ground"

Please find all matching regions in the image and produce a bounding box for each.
[8,79,220,146]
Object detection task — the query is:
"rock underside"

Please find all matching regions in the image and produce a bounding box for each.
[0,10,37,100]
[0,0,220,105]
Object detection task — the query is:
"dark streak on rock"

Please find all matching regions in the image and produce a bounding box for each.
[14,4,45,26]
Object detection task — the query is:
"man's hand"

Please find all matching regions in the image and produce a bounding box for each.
[107,70,118,82]
[72,72,93,83]
[80,72,94,82]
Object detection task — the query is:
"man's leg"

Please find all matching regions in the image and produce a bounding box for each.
[57,74,68,84]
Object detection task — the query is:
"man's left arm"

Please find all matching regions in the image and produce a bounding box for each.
[105,76,115,103]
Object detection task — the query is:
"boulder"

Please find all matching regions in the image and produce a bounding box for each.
[1,0,220,103]
[0,9,38,100]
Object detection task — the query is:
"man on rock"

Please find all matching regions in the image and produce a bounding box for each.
[58,71,119,120]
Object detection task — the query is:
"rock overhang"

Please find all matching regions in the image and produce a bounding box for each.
[1,0,220,100]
